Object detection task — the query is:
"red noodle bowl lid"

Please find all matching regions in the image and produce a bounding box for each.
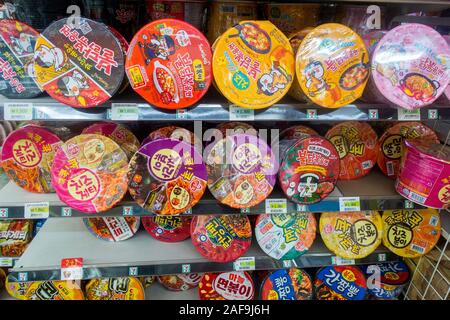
[142,215,191,242]
[199,272,254,300]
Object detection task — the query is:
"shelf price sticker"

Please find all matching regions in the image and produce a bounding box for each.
[398,108,420,121]
[265,199,287,214]
[182,264,191,273]
[0,258,13,267]
[24,202,49,219]
[233,257,256,271]
[0,208,8,218]
[368,109,379,120]
[339,197,361,212]
[4,103,33,121]
[61,257,83,281]
[229,104,254,121]
[306,109,318,119]
[123,206,133,216]
[332,256,355,266]
[61,207,72,217]
[110,103,139,120]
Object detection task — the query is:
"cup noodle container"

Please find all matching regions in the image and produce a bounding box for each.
[255,213,316,260]
[361,261,410,299]
[213,20,295,109]
[320,211,383,260]
[199,271,254,300]
[0,20,42,98]
[104,0,142,42]
[382,209,440,258]
[437,35,450,103]
[85,277,145,300]
[158,273,202,291]
[396,140,450,209]
[128,138,207,215]
[83,217,140,242]
[335,5,387,36]
[1,125,63,193]
[371,24,450,110]
[296,23,370,109]
[325,121,378,180]
[51,134,129,213]
[5,275,32,300]
[139,276,155,288]
[34,18,125,108]
[377,122,439,179]
[126,19,212,110]
[314,266,367,300]
[141,126,201,150]
[24,281,85,300]
[191,215,252,263]
[260,268,313,300]
[0,220,33,257]
[142,215,191,242]
[108,25,130,94]
[204,134,277,209]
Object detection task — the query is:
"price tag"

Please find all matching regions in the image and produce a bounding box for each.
[339,197,361,212]
[122,206,133,216]
[4,103,33,120]
[428,109,438,120]
[332,256,355,266]
[176,109,188,119]
[0,258,13,267]
[110,103,139,120]
[61,207,72,217]
[181,264,191,273]
[24,202,49,219]
[0,208,8,218]
[368,109,379,120]
[306,109,318,119]
[378,253,386,262]
[229,105,254,121]
[129,267,138,276]
[233,257,255,271]
[398,108,420,121]
[266,199,287,214]
[61,257,83,280]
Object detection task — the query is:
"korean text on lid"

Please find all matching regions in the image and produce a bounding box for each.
[199,272,254,300]
[85,277,145,300]
[142,215,192,242]
[83,217,140,242]
[314,266,367,300]
[261,268,313,300]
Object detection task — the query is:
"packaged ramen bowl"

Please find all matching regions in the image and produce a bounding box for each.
[325,121,378,180]
[85,277,145,300]
[34,17,125,108]
[314,266,367,300]
[0,20,42,98]
[371,23,450,110]
[128,138,207,215]
[319,211,383,260]
[255,213,316,260]
[0,219,33,256]
[141,126,201,150]
[5,275,32,300]
[126,18,212,109]
[361,261,410,299]
[381,209,441,258]
[191,215,252,263]
[1,125,63,193]
[83,217,140,242]
[213,20,295,109]
[199,271,254,300]
[205,134,277,209]
[142,215,191,242]
[25,281,85,300]
[260,268,313,300]
[108,25,130,94]
[273,124,318,148]
[377,122,439,179]
[216,122,257,137]
[296,23,370,109]
[51,134,129,213]
[158,273,202,291]
[139,276,155,288]
[335,4,387,36]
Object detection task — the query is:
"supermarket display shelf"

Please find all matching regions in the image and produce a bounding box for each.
[8,218,397,283]
[0,170,425,219]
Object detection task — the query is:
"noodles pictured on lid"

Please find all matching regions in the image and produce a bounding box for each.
[314,266,367,300]
[158,273,202,291]
[142,215,191,242]
[1,125,63,193]
[141,126,201,149]
[128,138,207,215]
[199,272,255,300]
[51,134,129,213]
[261,268,313,300]
[83,217,140,242]
[25,281,85,300]
[85,277,145,300]
[325,121,378,180]
[34,17,124,108]
[372,23,450,110]
[0,219,33,256]
[213,20,294,109]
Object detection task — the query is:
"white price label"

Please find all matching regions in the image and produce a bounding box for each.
[0,258,13,267]
[233,257,255,271]
[229,105,254,121]
[24,202,49,219]
[398,108,420,121]
[332,256,355,266]
[265,199,287,214]
[61,258,83,281]
[339,197,361,212]
[4,103,33,120]
[111,103,139,120]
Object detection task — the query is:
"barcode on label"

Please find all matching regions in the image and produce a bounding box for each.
[411,244,425,254]
[362,160,372,170]
[387,162,394,176]
[429,215,439,227]
[408,191,426,204]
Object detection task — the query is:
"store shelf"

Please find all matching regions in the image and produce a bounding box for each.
[7,218,397,282]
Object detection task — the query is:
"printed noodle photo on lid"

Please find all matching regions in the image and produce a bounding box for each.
[371,23,450,110]
[191,215,252,263]
[361,261,410,299]
[314,265,367,300]
[260,268,313,300]
[83,217,140,242]
[381,209,441,258]
[142,215,191,242]
[141,126,201,150]
[1,125,63,193]
[0,219,33,257]
[85,277,145,300]
[319,211,383,260]
[0,19,42,98]
[158,273,202,291]
[51,134,129,213]
[377,122,439,179]
[25,280,85,300]
[213,20,295,109]
[255,213,316,260]
[126,18,212,110]
[325,121,379,180]
[128,138,207,215]
[199,271,255,300]
[34,17,125,108]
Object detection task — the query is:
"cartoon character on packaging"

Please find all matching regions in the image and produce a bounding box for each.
[304,61,327,96]
[287,173,319,198]
[55,70,89,106]
[34,44,65,72]
[138,34,176,64]
[257,61,292,96]
[11,32,34,55]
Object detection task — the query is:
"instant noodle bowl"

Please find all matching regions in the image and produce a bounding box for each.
[261,268,313,300]
[199,272,254,300]
[396,140,450,209]
[336,5,387,36]
[51,134,129,213]
[279,136,340,204]
[5,276,31,300]
[382,209,441,258]
[25,281,85,300]
[213,20,294,109]
[325,121,378,180]
[279,125,318,141]
[126,19,212,109]
[255,213,316,260]
[361,261,410,299]
[141,126,201,149]
[314,266,367,300]
[142,215,191,242]
[191,215,252,263]
[108,26,130,94]
[319,211,383,260]
[146,1,207,31]
[0,220,33,257]
[82,122,140,160]
[296,23,370,109]
[0,20,42,98]
[205,134,277,209]
[139,276,155,288]
[83,217,140,242]
[158,273,202,291]
[371,24,450,110]
[85,277,145,300]
[1,125,63,193]
[288,28,313,102]
[128,138,207,215]
[216,122,257,137]
[34,17,125,108]
[377,122,439,179]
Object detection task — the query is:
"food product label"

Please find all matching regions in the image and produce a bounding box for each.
[0,257,13,267]
[24,202,49,219]
[265,199,287,214]
[233,256,255,271]
[84,217,139,242]
[25,280,85,300]
[339,197,361,212]
[142,215,191,242]
[315,266,367,300]
[4,103,33,121]
[213,272,254,300]
[60,257,83,280]
[261,268,313,300]
[229,105,254,121]
[85,277,145,300]
[398,109,421,121]
[332,256,355,266]
[110,104,139,121]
